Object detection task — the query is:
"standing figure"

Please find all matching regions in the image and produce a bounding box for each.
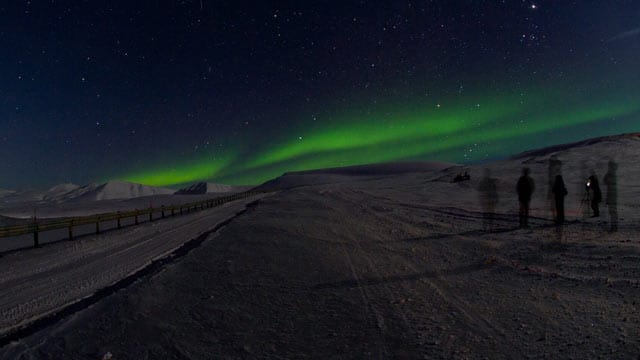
[547,155,562,219]
[587,173,602,217]
[478,169,499,231]
[516,167,535,228]
[578,161,590,217]
[603,160,618,232]
[552,175,568,224]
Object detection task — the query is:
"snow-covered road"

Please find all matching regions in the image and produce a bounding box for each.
[0,194,268,339]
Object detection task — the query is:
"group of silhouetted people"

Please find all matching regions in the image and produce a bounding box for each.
[514,156,619,233]
[476,156,619,234]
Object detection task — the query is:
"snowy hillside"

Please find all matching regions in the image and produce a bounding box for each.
[175,182,249,195]
[1,133,640,359]
[258,161,455,190]
[0,181,175,206]
[42,183,81,201]
[66,181,175,201]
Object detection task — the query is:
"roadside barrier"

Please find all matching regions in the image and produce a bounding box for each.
[0,190,266,248]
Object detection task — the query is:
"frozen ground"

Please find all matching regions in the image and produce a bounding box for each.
[0,195,267,346]
[1,134,639,358]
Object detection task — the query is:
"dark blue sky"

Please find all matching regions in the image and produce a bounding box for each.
[1,1,639,189]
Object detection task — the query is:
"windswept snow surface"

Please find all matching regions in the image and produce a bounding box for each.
[0,194,268,343]
[2,135,640,358]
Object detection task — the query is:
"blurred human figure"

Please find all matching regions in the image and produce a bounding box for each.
[552,175,568,224]
[578,161,590,218]
[603,160,618,232]
[547,155,562,219]
[516,167,535,228]
[587,172,602,217]
[477,168,499,231]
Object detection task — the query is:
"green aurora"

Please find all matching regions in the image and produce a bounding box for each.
[118,87,640,187]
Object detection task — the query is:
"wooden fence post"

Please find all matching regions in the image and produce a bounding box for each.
[149,207,153,222]
[117,211,122,229]
[68,219,74,240]
[33,220,39,248]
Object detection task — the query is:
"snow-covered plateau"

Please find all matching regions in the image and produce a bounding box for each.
[1,133,639,358]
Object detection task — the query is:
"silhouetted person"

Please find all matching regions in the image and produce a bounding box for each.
[603,160,618,232]
[587,173,602,217]
[552,175,568,224]
[478,169,499,231]
[516,167,535,228]
[547,155,562,219]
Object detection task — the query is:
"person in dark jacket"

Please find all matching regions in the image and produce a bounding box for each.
[552,175,568,224]
[587,173,602,217]
[603,160,618,232]
[516,167,535,228]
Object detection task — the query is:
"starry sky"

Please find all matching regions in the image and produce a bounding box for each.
[1,1,639,189]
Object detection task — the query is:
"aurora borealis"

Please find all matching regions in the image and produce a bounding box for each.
[119,86,640,186]
[1,1,639,188]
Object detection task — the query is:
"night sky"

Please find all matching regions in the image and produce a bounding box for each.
[1,1,639,189]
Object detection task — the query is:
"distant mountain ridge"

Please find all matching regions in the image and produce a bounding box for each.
[511,133,640,159]
[0,181,175,205]
[175,182,250,195]
[43,183,81,201]
[66,181,175,201]
[257,161,456,191]
[0,179,250,206]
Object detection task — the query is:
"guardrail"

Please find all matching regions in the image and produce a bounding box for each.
[0,190,266,248]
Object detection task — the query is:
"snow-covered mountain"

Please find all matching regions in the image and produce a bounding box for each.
[42,183,81,201]
[0,181,175,205]
[65,181,175,201]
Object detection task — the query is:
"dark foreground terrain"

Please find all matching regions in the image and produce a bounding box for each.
[2,136,640,359]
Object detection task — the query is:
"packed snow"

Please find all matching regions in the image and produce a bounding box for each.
[0,194,267,342]
[1,134,640,358]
